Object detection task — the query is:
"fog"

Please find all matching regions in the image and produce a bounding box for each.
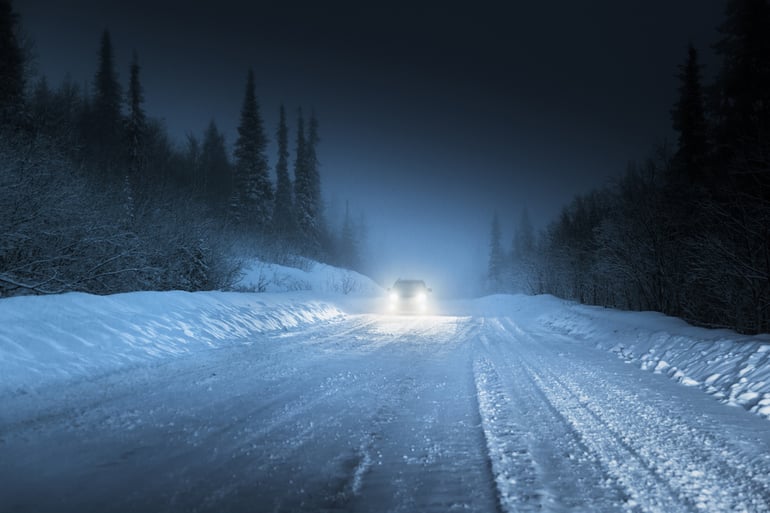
[15,0,724,297]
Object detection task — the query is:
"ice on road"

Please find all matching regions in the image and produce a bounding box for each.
[2,302,770,512]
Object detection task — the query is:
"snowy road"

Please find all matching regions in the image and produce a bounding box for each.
[2,308,770,512]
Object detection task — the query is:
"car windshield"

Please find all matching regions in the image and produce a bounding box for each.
[393,280,426,296]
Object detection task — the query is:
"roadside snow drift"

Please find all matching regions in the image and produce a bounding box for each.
[528,295,770,421]
[0,260,385,395]
[235,259,381,296]
[0,291,345,393]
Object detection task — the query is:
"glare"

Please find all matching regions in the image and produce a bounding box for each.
[417,292,427,302]
[389,292,399,301]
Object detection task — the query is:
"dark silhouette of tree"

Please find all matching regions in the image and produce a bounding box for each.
[197,120,231,214]
[123,51,146,221]
[511,207,536,293]
[273,105,295,238]
[231,69,272,230]
[126,51,146,175]
[671,44,708,186]
[292,109,325,256]
[89,30,123,176]
[487,211,504,293]
[0,0,24,126]
[293,109,319,254]
[336,200,360,271]
[712,0,770,179]
[307,112,323,226]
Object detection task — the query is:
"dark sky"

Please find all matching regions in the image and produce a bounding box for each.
[15,1,725,295]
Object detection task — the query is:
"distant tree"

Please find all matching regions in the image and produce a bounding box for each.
[337,200,360,270]
[513,208,535,259]
[199,120,231,212]
[231,69,272,230]
[89,30,123,176]
[125,51,146,174]
[307,111,323,226]
[711,0,770,173]
[671,44,709,186]
[293,108,320,254]
[511,207,536,293]
[0,0,24,126]
[273,105,295,238]
[487,211,504,293]
[123,51,146,221]
[29,77,52,127]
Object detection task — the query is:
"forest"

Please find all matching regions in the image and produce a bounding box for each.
[488,0,770,334]
[0,1,364,297]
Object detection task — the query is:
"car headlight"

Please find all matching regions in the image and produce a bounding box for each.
[390,292,399,301]
[416,292,427,302]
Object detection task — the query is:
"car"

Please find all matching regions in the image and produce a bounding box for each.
[388,279,432,313]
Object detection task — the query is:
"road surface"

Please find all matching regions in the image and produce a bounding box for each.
[2,309,770,512]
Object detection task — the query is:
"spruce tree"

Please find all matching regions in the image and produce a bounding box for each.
[671,44,708,186]
[201,120,231,212]
[292,109,326,256]
[91,30,123,175]
[513,208,535,259]
[487,211,504,292]
[338,200,359,270]
[273,105,295,237]
[0,0,24,127]
[232,69,272,230]
[307,111,322,226]
[712,0,770,170]
[293,109,316,253]
[126,51,146,177]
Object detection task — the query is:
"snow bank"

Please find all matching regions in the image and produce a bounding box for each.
[0,291,344,394]
[235,259,382,296]
[531,297,770,421]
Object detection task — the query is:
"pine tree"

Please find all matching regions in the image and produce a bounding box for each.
[307,111,323,227]
[671,44,708,186]
[291,109,325,256]
[487,211,504,292]
[231,69,272,230]
[199,121,232,215]
[293,108,318,254]
[510,208,536,293]
[513,208,535,259]
[90,30,123,174]
[338,200,359,270]
[0,0,25,127]
[273,105,295,237]
[126,52,146,176]
[712,0,770,170]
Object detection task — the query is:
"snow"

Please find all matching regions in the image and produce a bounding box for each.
[532,294,770,420]
[0,260,382,395]
[234,258,382,296]
[2,274,770,511]
[2,284,769,423]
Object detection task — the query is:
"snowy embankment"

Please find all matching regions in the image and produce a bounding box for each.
[235,259,381,296]
[518,295,770,421]
[0,260,382,395]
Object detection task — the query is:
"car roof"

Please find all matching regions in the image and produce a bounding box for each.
[394,279,426,286]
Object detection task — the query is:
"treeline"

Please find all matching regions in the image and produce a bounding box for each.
[0,1,363,296]
[489,0,770,334]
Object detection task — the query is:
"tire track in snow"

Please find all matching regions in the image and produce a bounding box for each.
[473,351,543,512]
[497,317,770,513]
[474,326,631,512]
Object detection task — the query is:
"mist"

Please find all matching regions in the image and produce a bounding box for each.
[6,0,736,305]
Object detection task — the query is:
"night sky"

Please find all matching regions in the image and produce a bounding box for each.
[15,1,725,295]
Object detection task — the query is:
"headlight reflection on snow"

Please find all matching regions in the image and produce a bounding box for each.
[370,313,464,339]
